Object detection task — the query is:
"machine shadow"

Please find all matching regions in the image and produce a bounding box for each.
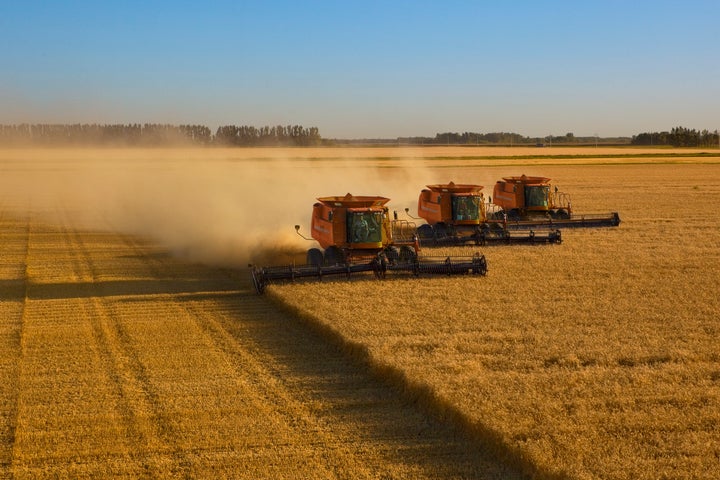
[0,279,26,301]
[120,267,530,479]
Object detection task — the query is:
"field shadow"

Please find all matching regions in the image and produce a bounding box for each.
[119,269,533,479]
[19,219,532,479]
[0,279,25,301]
[246,287,542,479]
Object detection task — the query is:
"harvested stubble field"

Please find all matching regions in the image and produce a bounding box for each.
[0,212,519,478]
[1,147,719,479]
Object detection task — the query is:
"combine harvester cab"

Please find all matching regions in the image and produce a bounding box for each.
[413,182,562,246]
[306,194,393,266]
[492,175,621,229]
[250,193,487,294]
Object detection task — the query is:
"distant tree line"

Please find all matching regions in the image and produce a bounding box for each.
[214,125,321,146]
[398,132,530,145]
[394,131,630,145]
[631,126,719,147]
[4,123,718,148]
[0,123,321,146]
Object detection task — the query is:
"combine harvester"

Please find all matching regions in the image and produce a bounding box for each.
[491,175,621,229]
[408,182,562,246]
[250,193,487,294]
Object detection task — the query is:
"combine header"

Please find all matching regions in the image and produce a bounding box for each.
[410,182,562,246]
[492,175,621,229]
[250,193,487,293]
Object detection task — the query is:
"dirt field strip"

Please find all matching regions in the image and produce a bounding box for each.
[0,208,524,478]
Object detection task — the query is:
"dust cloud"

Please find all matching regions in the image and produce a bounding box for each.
[0,148,467,268]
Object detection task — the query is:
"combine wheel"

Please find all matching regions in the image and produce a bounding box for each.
[399,245,417,263]
[306,248,323,267]
[556,209,570,219]
[324,246,345,266]
[490,211,505,221]
[485,222,503,235]
[384,246,400,264]
[434,223,448,239]
[417,224,434,239]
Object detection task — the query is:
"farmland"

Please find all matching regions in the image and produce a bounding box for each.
[0,208,520,478]
[1,147,720,478]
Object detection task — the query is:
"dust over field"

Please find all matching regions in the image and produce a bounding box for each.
[1,146,717,266]
[0,147,464,266]
[1,147,720,478]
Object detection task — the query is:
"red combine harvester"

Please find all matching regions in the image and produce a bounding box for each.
[410,182,562,245]
[250,193,487,293]
[492,175,620,228]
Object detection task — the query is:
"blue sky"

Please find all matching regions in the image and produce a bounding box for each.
[1,1,718,138]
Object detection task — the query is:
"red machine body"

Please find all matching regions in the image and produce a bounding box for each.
[491,174,620,228]
[417,182,486,226]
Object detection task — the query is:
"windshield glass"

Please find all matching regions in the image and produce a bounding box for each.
[452,196,480,221]
[347,211,382,243]
[525,186,549,208]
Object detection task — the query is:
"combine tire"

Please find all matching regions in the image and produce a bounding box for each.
[384,246,400,264]
[307,248,323,267]
[507,209,521,220]
[434,223,448,239]
[417,224,434,239]
[324,246,345,266]
[399,245,417,263]
[556,209,570,219]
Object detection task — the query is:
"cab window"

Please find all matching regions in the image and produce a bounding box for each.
[452,196,480,221]
[347,212,382,243]
[525,186,549,208]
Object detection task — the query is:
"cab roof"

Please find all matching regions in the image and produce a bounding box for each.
[425,181,483,193]
[316,193,390,208]
[500,174,551,185]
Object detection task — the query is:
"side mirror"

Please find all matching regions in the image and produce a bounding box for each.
[295,225,312,241]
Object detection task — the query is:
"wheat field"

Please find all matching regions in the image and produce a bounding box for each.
[1,147,719,479]
[272,161,720,479]
[0,211,527,478]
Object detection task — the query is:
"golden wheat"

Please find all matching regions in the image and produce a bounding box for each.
[0,199,519,478]
[2,147,719,479]
[272,163,720,479]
